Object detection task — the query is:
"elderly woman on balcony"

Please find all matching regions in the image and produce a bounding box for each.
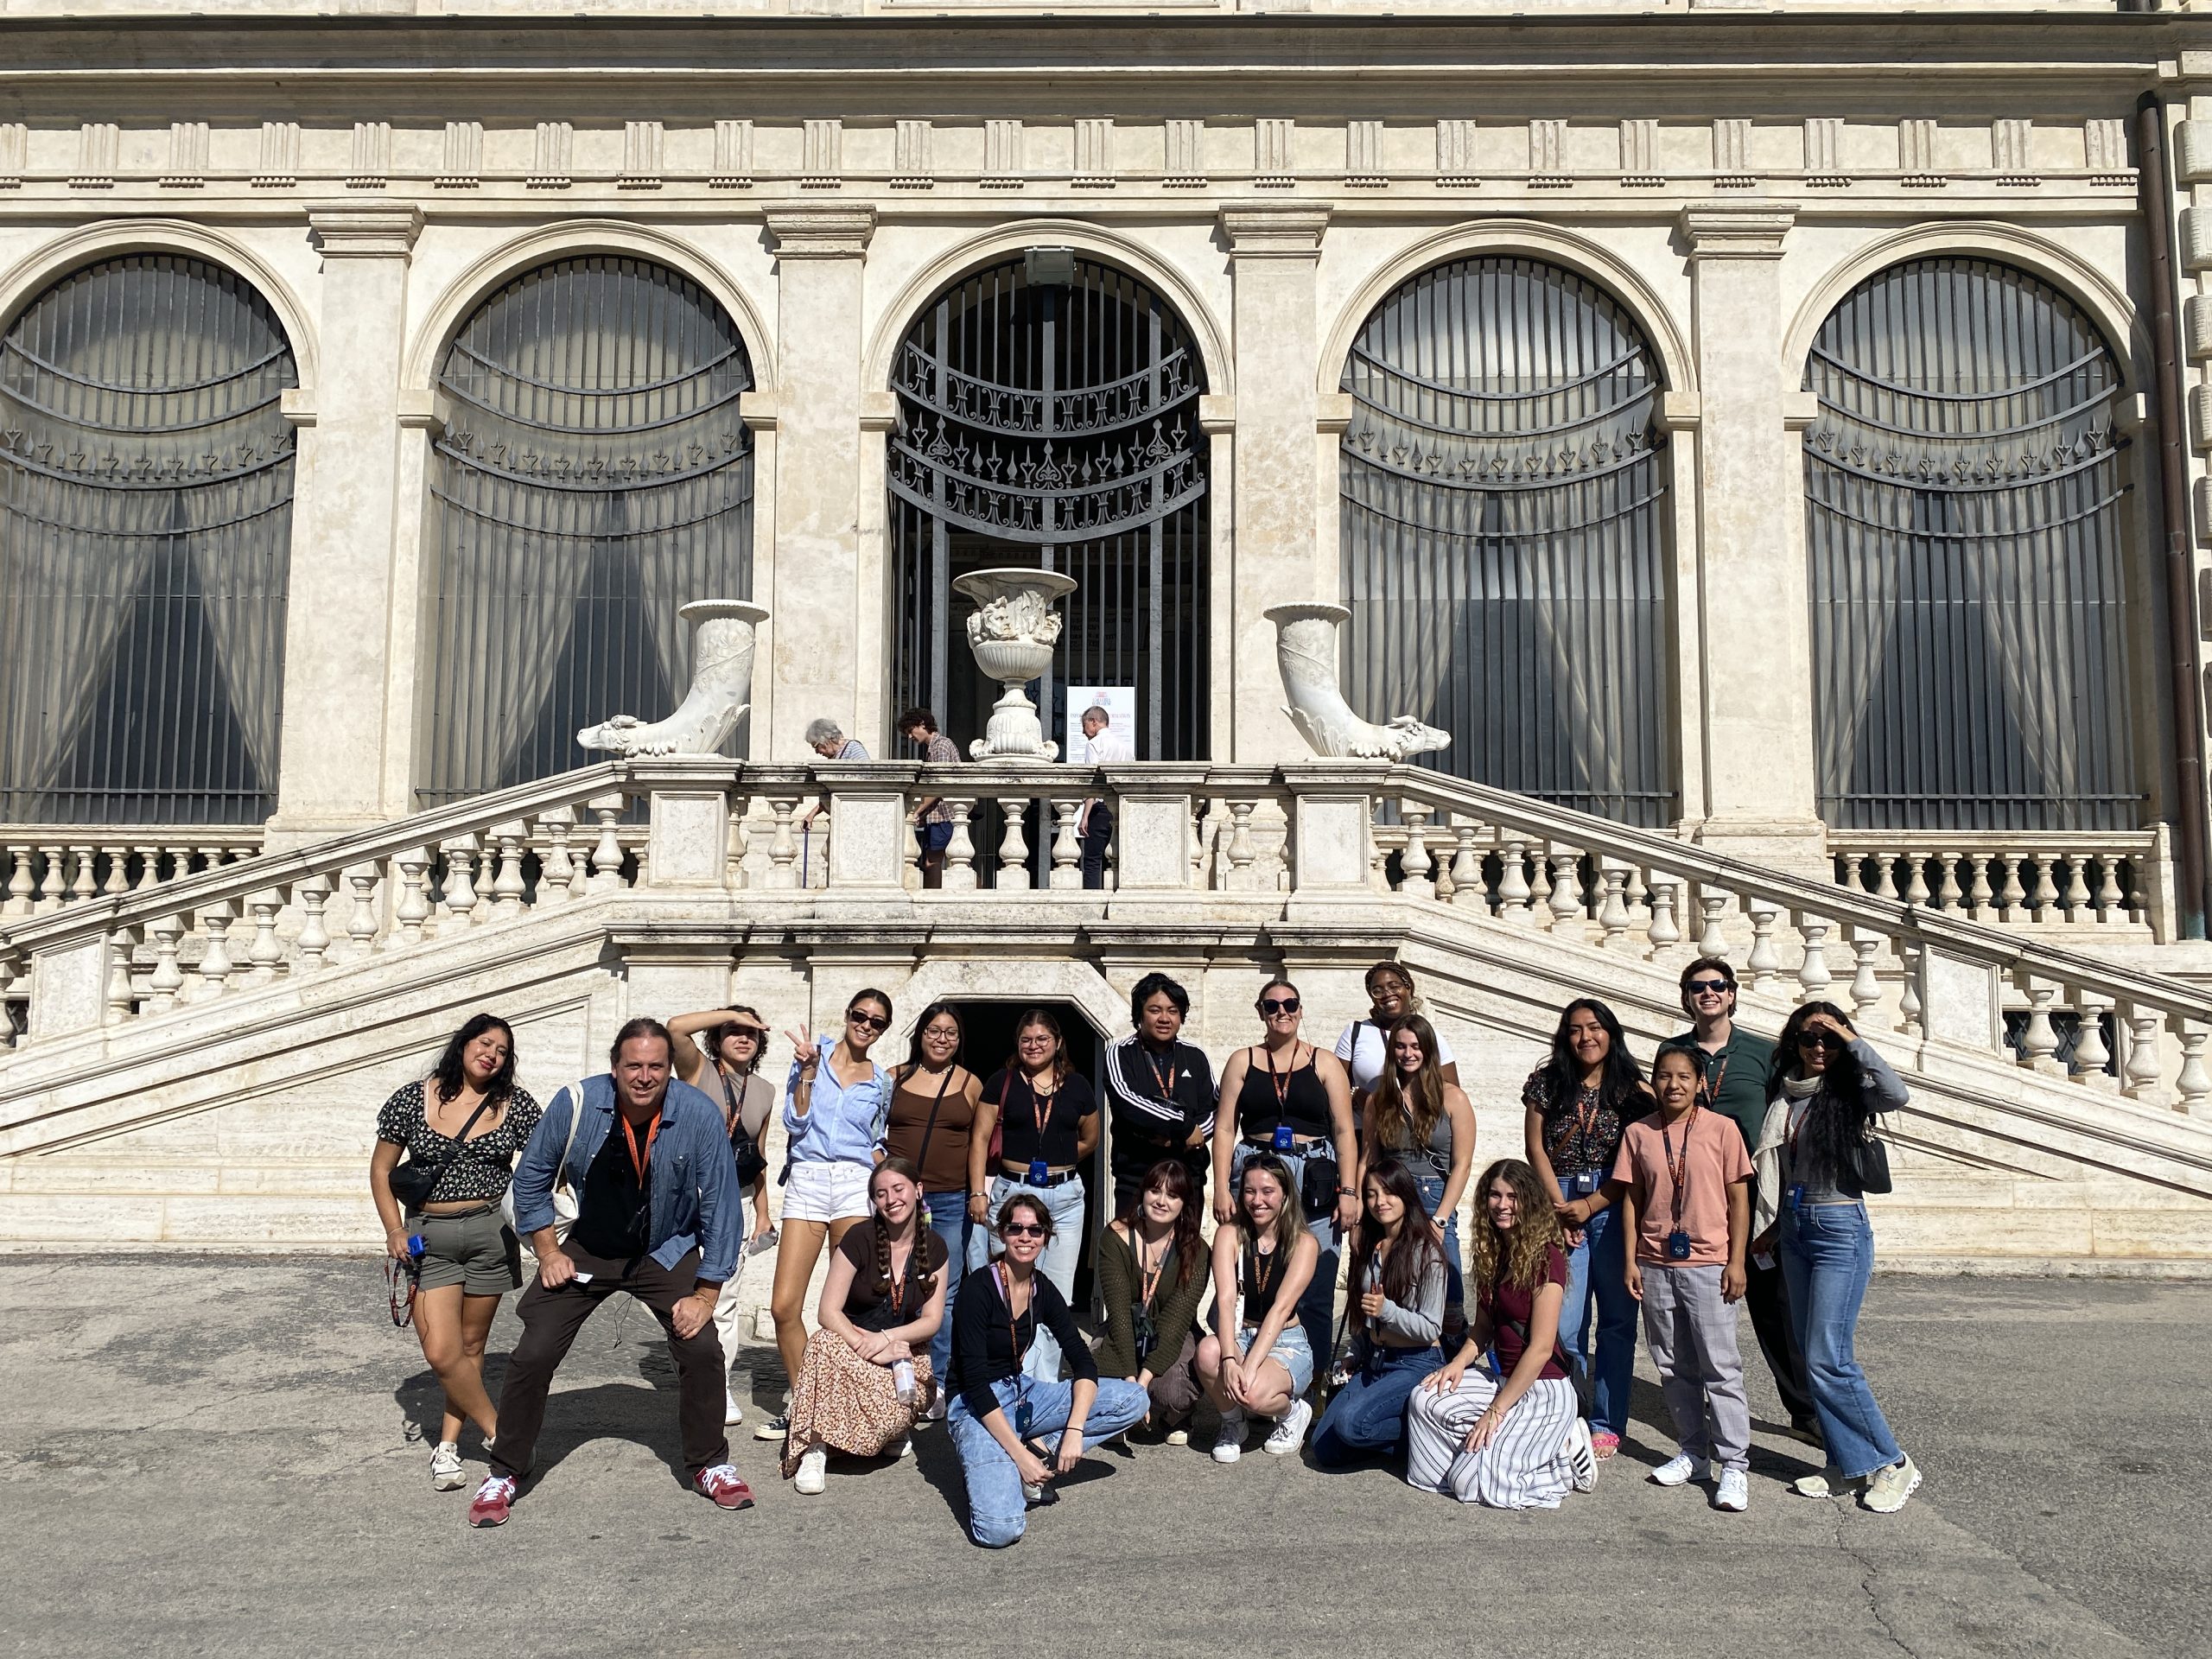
[798,718,868,853]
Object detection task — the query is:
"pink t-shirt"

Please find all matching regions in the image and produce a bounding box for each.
[1611,1107,1752,1268]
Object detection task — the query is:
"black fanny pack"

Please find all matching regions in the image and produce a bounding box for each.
[1298,1152,1339,1219]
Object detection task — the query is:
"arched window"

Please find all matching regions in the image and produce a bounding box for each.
[420,257,754,803]
[1339,257,1671,825]
[887,255,1209,760]
[1804,258,2139,832]
[0,254,298,824]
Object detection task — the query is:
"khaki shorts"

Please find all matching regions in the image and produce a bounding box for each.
[409,1205,522,1296]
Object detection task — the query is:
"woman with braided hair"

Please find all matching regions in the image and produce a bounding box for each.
[783,1157,948,1495]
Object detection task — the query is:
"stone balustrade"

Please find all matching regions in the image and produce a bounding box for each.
[0,832,264,919]
[1827,830,2168,939]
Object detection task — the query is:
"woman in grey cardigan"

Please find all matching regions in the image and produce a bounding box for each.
[1310,1157,1448,1465]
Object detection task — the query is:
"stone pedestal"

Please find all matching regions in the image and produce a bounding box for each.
[633,757,740,889]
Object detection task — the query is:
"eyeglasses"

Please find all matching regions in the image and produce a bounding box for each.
[1259,997,1300,1016]
[847,1010,890,1031]
[1001,1222,1047,1238]
[922,1026,961,1042]
[1687,979,1733,995]
[1798,1030,1844,1052]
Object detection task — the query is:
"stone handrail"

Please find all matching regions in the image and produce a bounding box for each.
[2,830,265,919]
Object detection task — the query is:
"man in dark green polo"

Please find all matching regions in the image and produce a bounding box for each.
[1672,955,1820,1444]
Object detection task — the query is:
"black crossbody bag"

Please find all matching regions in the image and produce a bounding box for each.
[718,1068,770,1185]
[389,1093,497,1211]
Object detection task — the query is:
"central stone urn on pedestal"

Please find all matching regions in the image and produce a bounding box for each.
[954,567,1078,763]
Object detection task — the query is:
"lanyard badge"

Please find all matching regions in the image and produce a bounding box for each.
[1662,1106,1699,1262]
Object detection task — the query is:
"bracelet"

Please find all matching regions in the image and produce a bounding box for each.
[1336,1185,1357,1196]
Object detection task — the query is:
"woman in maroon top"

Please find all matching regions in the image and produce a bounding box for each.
[1405,1159,1596,1509]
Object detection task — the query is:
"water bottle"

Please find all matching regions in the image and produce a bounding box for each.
[892,1358,916,1403]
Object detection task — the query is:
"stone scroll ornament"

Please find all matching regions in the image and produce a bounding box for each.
[576,599,770,757]
[1265,602,1450,762]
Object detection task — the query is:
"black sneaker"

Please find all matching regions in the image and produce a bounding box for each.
[753,1413,789,1443]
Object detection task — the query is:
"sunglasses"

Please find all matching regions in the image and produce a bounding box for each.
[1001,1222,1048,1238]
[1259,997,1300,1016]
[1798,1030,1844,1052]
[1687,979,1733,995]
[847,1010,890,1031]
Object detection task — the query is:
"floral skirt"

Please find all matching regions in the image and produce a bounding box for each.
[780,1328,934,1478]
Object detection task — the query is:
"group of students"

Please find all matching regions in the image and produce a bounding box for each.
[369,956,1920,1541]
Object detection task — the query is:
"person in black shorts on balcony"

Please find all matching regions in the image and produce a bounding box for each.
[1103,972,1216,1217]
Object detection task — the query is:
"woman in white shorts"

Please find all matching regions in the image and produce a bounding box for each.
[759,988,895,1443]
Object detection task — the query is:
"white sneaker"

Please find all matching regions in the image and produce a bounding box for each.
[1861,1454,1922,1514]
[896,1434,915,1459]
[1564,1418,1598,1493]
[1649,1452,1713,1488]
[1211,1415,1245,1465]
[1263,1398,1313,1458]
[794,1445,828,1495]
[723,1391,745,1427]
[1165,1426,1190,1447]
[1714,1468,1749,1512]
[429,1441,465,1491]
[753,1413,789,1443]
[1793,1465,1868,1500]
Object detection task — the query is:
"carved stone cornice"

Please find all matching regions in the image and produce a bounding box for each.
[1680,206,1796,260]
[305,204,422,259]
[1219,203,1330,259]
[764,204,876,259]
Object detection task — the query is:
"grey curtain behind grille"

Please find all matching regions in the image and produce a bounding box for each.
[1339,257,1670,825]
[1803,257,2137,833]
[421,257,754,804]
[0,254,297,824]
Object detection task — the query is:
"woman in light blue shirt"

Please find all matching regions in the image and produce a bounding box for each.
[756,988,894,1444]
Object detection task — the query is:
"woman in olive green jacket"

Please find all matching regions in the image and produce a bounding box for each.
[1095,1158,1211,1440]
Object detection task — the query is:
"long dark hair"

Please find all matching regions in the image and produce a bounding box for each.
[868,1156,938,1299]
[432,1013,517,1106]
[1005,1006,1072,1089]
[1352,1157,1444,1310]
[1536,998,1644,1116]
[1115,1157,1204,1290]
[1768,1001,1873,1187]
[899,999,964,1077]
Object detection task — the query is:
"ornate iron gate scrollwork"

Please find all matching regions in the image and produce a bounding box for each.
[888,257,1210,768]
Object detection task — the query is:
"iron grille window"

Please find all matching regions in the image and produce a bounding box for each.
[0,255,298,825]
[887,257,1210,766]
[418,257,754,804]
[1339,257,1673,827]
[1804,258,2140,834]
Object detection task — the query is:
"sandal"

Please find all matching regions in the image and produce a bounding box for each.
[1591,1429,1621,1460]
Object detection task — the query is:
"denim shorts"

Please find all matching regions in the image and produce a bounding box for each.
[1241,1322,1315,1397]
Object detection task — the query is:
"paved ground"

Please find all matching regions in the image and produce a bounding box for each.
[0,1257,2204,1659]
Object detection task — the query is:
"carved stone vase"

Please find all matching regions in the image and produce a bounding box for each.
[954,567,1078,763]
[576,598,772,757]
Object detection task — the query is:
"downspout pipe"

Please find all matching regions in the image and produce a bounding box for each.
[2139,93,2210,938]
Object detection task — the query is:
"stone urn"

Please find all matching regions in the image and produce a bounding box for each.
[576,598,771,757]
[954,567,1078,763]
[1263,601,1450,762]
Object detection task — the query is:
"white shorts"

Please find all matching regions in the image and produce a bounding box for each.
[780,1159,873,1224]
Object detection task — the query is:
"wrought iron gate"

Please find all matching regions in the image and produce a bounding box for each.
[419,257,754,804]
[1338,257,1673,827]
[887,256,1210,768]
[1803,258,2139,833]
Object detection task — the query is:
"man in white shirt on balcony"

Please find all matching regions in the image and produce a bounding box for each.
[1075,704,1131,889]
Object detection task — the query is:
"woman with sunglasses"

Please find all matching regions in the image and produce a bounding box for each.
[1522,996,1647,1459]
[1311,1158,1447,1467]
[882,1001,988,1406]
[784,1158,949,1495]
[1361,1014,1475,1346]
[980,1008,1099,1381]
[1094,1158,1210,1442]
[670,1004,779,1426]
[1757,1002,1919,1513]
[370,1013,541,1492]
[1194,1152,1322,1463]
[760,989,897,1444]
[1334,961,1460,1096]
[1212,979,1358,1366]
[947,1192,1147,1547]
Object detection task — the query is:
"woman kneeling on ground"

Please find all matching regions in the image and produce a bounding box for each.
[947,1192,1147,1547]
[1195,1152,1322,1464]
[1312,1157,1447,1466]
[783,1157,949,1495]
[370,1013,542,1493]
[1406,1158,1596,1509]
[1095,1159,1211,1443]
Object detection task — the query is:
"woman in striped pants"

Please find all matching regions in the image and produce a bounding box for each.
[1407,1159,1596,1510]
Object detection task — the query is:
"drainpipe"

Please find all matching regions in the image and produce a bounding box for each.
[2138,94,2210,938]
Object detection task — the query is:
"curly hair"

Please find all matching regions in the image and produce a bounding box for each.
[867,1156,938,1304]
[431,1013,517,1106]
[1466,1158,1563,1296]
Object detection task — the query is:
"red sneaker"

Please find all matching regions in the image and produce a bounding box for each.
[695,1465,755,1510]
[467,1475,517,1528]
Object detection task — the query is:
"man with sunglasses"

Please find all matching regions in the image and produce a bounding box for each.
[1671,957,1818,1445]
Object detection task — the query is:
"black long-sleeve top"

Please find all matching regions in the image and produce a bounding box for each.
[950,1262,1097,1421]
[1102,1033,1215,1164]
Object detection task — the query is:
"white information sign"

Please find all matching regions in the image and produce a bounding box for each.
[1065,684,1138,762]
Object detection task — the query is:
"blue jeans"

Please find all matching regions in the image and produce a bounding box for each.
[1779,1200,1903,1480]
[919,1190,976,1382]
[948,1374,1148,1548]
[1410,1171,1467,1337]
[1556,1173,1636,1437]
[987,1174,1086,1380]
[1311,1342,1445,1465]
[1230,1141,1341,1370]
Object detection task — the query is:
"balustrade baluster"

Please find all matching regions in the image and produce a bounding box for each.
[243,891,285,985]
[1697,891,1729,958]
[295,875,332,974]
[391,849,432,948]
[1399,804,1434,899]
[99,846,130,898]
[2018,976,2062,1075]
[486,822,528,920]
[1644,872,1681,959]
[37,848,66,913]
[2123,1007,2165,1105]
[1049,798,1084,891]
[2178,1021,2212,1118]
[2071,989,2114,1090]
[1597,860,1630,950]
[2094,857,2126,925]
[1745,899,1782,991]
[1869,854,1899,902]
[131,845,163,892]
[1449,820,1484,909]
[439,837,480,930]
[145,915,184,1012]
[996,798,1033,892]
[2026,855,2058,921]
[1933,854,1963,912]
[1497,839,1533,923]
[1547,846,1584,935]
[1966,854,1996,919]
[766,798,800,890]
[345,866,381,957]
[1847,932,1882,1023]
[1897,941,1923,1036]
[1902,852,1931,908]
[1997,854,2027,922]
[1794,912,1833,1003]
[4,845,33,915]
[944,799,979,892]
[2058,856,2091,923]
[195,902,236,1001]
[534,809,576,906]
[105,924,139,1025]
[588,795,627,893]
[67,846,96,907]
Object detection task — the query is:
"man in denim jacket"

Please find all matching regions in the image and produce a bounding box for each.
[470,1017,748,1526]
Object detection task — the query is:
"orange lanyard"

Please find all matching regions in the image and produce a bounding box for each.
[619,1113,662,1185]
[1660,1106,1700,1224]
